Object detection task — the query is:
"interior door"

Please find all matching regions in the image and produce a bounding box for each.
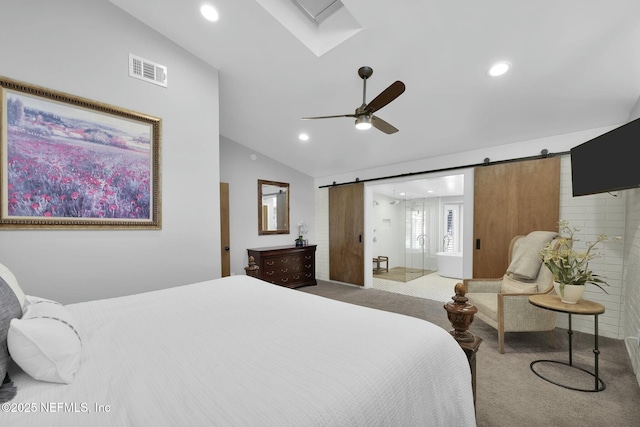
[220,182,230,277]
[329,183,364,286]
[473,157,560,278]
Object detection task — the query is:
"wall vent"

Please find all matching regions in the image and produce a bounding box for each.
[129,53,167,87]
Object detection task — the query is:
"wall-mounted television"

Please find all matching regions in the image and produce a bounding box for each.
[570,117,640,197]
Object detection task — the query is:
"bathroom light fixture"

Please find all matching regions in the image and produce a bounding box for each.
[488,61,511,77]
[355,115,372,130]
[200,4,219,22]
[298,133,310,141]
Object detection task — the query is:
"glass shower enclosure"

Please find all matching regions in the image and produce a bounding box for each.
[403,198,438,282]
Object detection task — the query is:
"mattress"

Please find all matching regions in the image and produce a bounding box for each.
[1,275,476,426]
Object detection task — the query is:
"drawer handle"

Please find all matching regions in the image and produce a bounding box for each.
[266,271,274,276]
[305,264,312,268]
[266,261,275,266]
[281,278,289,283]
[281,268,288,273]
[305,255,312,259]
[281,258,289,264]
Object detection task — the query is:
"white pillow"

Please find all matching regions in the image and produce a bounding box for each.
[7,296,82,384]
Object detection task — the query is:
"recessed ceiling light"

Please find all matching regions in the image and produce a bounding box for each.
[200,4,219,22]
[488,61,511,77]
[298,133,310,141]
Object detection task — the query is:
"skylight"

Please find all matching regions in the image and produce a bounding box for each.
[290,0,343,25]
[256,0,362,57]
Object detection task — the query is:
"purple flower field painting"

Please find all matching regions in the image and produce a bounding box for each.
[1,79,160,229]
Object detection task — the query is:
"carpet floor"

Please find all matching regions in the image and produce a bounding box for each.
[299,280,640,427]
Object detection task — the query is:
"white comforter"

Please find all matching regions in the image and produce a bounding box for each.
[1,276,476,426]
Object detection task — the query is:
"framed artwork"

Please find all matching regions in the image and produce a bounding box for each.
[0,76,161,229]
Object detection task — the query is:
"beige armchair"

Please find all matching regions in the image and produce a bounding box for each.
[465,232,560,354]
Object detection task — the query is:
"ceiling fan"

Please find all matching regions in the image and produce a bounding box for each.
[301,66,405,134]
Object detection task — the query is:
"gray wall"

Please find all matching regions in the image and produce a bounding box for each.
[219,136,315,276]
[0,0,221,303]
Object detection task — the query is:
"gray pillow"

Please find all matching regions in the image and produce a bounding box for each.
[1,276,22,402]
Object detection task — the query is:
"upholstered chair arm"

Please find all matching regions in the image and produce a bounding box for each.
[498,293,557,332]
[464,278,502,294]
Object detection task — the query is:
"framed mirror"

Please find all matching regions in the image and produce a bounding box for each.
[258,179,290,235]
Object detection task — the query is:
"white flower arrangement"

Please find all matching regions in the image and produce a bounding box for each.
[539,220,621,295]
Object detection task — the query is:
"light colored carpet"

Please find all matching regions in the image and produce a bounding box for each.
[372,272,461,302]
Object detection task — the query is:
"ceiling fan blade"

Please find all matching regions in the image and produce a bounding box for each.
[301,114,356,120]
[364,81,406,115]
[371,115,399,134]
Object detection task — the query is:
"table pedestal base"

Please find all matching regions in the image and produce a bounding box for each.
[530,360,606,392]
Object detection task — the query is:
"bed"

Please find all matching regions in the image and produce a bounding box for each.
[1,273,476,426]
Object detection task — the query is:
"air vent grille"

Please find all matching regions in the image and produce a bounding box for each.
[129,53,167,88]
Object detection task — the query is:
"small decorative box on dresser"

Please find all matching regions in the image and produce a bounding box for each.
[247,245,317,288]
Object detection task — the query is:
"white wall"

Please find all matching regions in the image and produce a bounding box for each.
[623,189,640,386]
[219,136,315,276]
[555,156,626,338]
[314,125,619,188]
[626,100,640,386]
[0,0,221,303]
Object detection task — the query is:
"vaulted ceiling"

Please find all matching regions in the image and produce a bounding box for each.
[109,0,640,178]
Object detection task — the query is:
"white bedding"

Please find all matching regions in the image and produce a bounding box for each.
[1,276,476,426]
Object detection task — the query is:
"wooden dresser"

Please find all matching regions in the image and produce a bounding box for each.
[247,245,317,289]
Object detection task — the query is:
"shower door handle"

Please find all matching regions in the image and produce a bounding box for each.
[476,239,481,250]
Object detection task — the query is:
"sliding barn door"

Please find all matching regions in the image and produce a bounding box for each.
[473,157,560,278]
[329,183,365,286]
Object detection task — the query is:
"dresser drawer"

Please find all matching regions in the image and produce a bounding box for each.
[263,272,314,288]
[264,255,298,269]
[262,263,296,278]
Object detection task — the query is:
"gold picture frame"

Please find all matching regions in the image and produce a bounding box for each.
[0,76,161,229]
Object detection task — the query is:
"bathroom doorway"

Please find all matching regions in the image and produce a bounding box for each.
[369,173,466,301]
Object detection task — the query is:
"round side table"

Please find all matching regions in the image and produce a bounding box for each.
[528,294,605,392]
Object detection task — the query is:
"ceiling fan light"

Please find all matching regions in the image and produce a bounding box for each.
[355,115,372,130]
